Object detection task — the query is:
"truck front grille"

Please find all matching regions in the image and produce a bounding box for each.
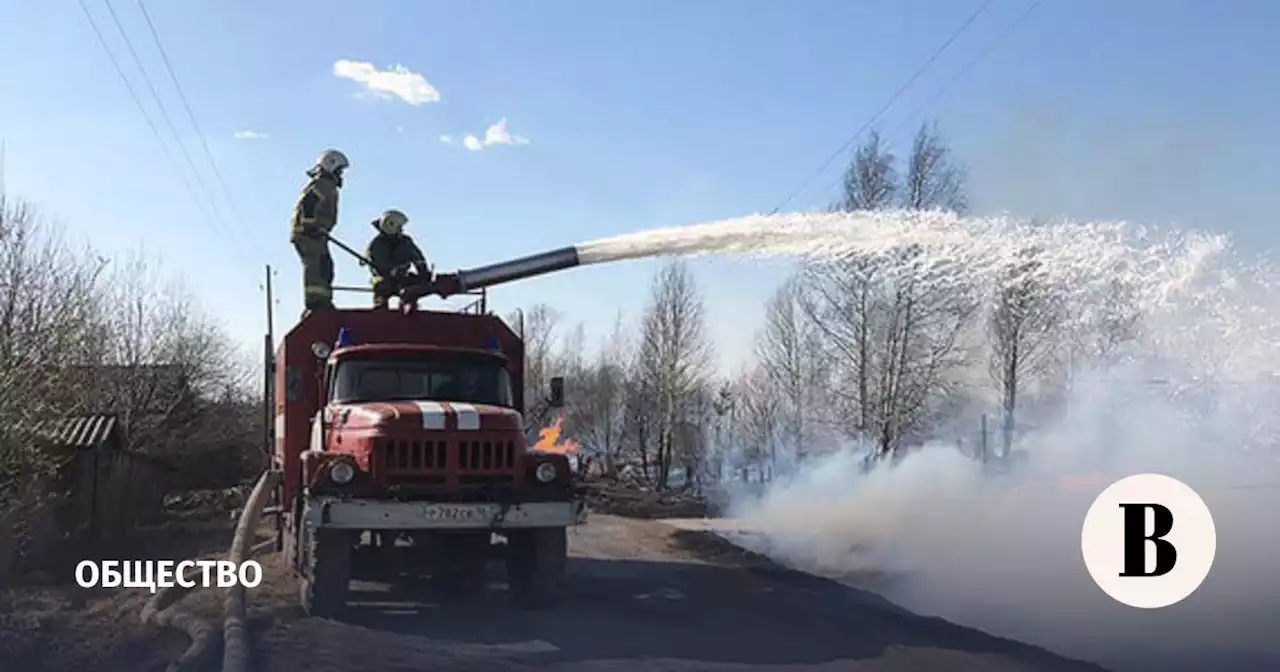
[378,438,518,487]
[382,439,448,471]
[458,440,516,471]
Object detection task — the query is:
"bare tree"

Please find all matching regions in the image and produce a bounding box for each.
[833,130,898,211]
[508,303,561,436]
[797,123,977,457]
[987,245,1064,458]
[0,195,261,568]
[708,381,734,481]
[756,276,821,468]
[799,253,977,457]
[634,261,713,489]
[0,198,107,481]
[797,258,881,441]
[902,122,968,214]
[80,251,247,457]
[572,314,629,474]
[735,367,779,482]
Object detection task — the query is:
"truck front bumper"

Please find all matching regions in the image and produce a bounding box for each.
[304,498,588,530]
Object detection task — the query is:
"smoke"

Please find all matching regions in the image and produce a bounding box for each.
[730,382,1280,672]
[580,210,1280,671]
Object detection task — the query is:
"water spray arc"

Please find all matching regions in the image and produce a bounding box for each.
[426,208,1280,672]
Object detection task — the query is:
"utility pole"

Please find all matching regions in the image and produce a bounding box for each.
[263,264,283,551]
[266,264,275,349]
[263,265,275,462]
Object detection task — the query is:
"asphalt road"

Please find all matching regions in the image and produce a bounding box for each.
[248,515,1107,672]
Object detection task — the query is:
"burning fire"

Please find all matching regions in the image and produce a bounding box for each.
[532,417,578,454]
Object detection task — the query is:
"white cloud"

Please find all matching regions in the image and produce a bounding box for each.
[233,130,268,140]
[395,126,405,134]
[483,118,530,147]
[439,134,454,144]
[454,118,530,152]
[332,60,440,105]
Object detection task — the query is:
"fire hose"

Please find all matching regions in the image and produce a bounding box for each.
[223,469,280,672]
[139,469,279,672]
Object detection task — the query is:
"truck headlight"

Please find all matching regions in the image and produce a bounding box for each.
[311,341,332,359]
[329,462,355,485]
[535,462,557,483]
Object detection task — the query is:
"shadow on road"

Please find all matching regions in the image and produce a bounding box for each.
[263,530,1105,671]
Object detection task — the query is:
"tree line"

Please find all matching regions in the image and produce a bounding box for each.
[516,122,1144,489]
[0,195,263,531]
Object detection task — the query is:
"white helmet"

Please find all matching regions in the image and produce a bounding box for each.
[312,149,350,177]
[377,209,408,235]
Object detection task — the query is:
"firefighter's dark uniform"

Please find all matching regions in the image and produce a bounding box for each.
[367,233,429,308]
[290,174,340,310]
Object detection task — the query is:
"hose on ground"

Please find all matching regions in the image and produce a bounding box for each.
[141,563,220,672]
[222,470,280,672]
[139,470,280,672]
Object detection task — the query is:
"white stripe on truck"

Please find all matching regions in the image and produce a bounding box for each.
[275,413,286,440]
[415,401,447,430]
[452,402,480,430]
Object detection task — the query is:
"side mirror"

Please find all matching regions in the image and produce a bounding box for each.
[548,376,565,408]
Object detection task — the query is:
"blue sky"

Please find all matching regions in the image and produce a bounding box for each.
[2,0,1277,373]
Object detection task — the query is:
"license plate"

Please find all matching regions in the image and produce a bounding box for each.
[422,504,483,521]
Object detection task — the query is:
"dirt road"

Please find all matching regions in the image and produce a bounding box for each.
[247,515,1106,672]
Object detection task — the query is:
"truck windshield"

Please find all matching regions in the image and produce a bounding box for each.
[330,356,513,406]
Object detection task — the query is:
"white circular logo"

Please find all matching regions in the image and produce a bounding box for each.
[1080,473,1216,609]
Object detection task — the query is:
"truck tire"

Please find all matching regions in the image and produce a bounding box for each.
[505,527,567,609]
[300,525,352,618]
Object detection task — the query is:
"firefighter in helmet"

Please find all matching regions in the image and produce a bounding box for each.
[366,209,430,309]
[290,149,349,313]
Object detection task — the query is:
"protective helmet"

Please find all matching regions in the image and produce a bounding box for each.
[311,149,350,177]
[376,209,409,235]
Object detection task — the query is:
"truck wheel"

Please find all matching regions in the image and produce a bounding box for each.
[300,526,352,618]
[505,527,567,609]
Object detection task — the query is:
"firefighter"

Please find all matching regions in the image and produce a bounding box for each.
[290,149,349,313]
[366,209,431,309]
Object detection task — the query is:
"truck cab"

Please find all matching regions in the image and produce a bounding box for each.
[274,308,586,616]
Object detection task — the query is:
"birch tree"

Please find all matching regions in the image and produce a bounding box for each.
[756,277,822,467]
[833,130,898,212]
[902,122,968,213]
[988,245,1064,458]
[634,261,713,489]
[800,124,976,456]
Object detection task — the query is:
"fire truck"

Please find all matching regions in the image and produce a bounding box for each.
[270,251,588,616]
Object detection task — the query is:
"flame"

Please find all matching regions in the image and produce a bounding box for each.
[532,417,578,454]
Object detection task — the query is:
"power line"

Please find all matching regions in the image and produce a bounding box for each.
[767,0,996,215]
[136,0,252,241]
[100,0,225,221]
[78,0,260,286]
[886,0,1048,146]
[76,0,208,217]
[820,0,1050,203]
